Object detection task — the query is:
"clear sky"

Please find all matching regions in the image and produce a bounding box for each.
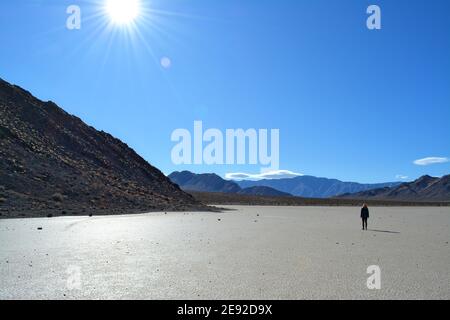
[1,0,449,183]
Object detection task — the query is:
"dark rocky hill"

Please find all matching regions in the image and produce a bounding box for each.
[238,186,292,197]
[0,78,205,218]
[168,171,241,193]
[168,171,293,197]
[338,175,450,202]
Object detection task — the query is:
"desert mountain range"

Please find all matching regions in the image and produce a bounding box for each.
[169,171,401,198]
[168,171,291,196]
[338,175,450,201]
[170,171,449,202]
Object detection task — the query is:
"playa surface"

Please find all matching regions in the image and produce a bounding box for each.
[1,206,449,300]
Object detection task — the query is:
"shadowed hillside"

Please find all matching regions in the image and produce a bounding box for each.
[0,78,207,218]
[338,175,450,201]
[169,171,241,193]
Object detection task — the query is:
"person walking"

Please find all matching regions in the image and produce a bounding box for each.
[361,203,369,230]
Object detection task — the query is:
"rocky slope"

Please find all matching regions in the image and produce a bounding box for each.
[338,175,450,201]
[0,78,205,218]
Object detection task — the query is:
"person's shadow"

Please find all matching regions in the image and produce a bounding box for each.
[367,229,400,234]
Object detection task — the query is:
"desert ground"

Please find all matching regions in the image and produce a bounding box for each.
[1,206,449,300]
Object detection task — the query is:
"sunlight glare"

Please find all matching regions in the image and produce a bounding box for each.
[105,0,141,25]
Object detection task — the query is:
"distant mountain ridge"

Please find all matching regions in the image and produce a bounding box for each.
[237,186,291,197]
[168,171,241,193]
[236,176,401,198]
[168,171,402,199]
[339,175,450,201]
[168,171,292,197]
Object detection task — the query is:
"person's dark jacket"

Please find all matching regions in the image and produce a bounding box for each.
[361,207,369,219]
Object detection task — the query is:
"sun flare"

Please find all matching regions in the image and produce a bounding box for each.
[105,0,141,25]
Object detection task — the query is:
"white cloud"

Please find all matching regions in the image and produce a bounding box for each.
[225,170,303,181]
[395,175,409,180]
[413,157,449,166]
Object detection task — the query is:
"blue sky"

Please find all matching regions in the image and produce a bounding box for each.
[0,0,449,183]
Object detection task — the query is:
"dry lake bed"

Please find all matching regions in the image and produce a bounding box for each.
[1,206,449,300]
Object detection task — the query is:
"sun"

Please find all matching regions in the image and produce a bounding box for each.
[105,0,141,25]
